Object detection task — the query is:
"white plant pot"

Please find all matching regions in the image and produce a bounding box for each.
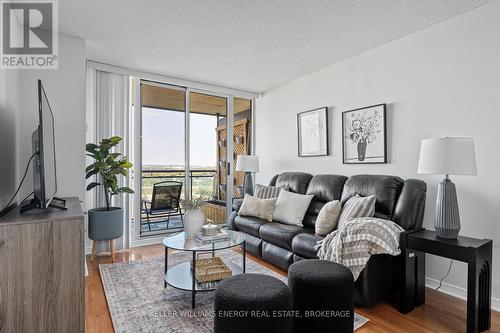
[184,208,205,237]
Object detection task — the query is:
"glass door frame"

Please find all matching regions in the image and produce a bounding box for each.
[135,80,235,238]
[186,87,235,221]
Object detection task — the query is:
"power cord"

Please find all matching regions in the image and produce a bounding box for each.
[18,191,34,207]
[434,259,453,292]
[0,152,37,216]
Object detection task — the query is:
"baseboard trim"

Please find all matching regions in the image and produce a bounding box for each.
[84,232,177,255]
[130,236,165,248]
[425,277,499,312]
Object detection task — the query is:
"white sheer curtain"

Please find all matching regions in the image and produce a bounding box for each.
[86,67,131,251]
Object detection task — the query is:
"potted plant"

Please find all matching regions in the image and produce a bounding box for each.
[85,136,134,259]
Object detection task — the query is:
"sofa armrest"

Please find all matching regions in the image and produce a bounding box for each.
[228,198,244,230]
[228,211,238,231]
[399,227,425,246]
[232,198,243,212]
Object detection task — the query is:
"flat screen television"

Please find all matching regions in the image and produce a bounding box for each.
[21,80,66,212]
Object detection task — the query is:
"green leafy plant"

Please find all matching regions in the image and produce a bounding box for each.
[86,136,134,211]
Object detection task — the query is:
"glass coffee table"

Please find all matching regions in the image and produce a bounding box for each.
[162,230,246,308]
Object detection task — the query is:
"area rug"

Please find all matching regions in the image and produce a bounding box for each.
[100,250,368,332]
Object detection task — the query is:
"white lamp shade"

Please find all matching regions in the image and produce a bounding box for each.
[236,155,259,172]
[417,137,477,175]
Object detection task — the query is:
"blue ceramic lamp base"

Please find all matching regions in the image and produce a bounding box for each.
[435,176,461,239]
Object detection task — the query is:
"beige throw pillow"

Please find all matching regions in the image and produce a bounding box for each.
[272,189,314,226]
[315,200,342,236]
[238,194,277,222]
[337,195,376,230]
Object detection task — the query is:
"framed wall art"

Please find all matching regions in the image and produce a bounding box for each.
[342,104,387,164]
[297,107,329,157]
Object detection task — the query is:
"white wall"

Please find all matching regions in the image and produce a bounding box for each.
[17,34,86,204]
[0,0,20,184]
[255,0,500,306]
[0,69,20,212]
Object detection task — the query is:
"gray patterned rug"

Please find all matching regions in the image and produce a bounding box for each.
[100,250,368,332]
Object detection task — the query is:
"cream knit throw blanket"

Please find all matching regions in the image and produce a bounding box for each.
[316,217,404,280]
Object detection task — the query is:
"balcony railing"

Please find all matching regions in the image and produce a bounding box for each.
[141,169,217,202]
[140,168,222,234]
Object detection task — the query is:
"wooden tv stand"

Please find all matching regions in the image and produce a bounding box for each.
[0,197,84,332]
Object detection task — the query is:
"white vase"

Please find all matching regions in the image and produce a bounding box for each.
[184,208,205,237]
[183,237,196,250]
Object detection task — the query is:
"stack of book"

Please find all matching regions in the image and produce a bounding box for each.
[194,230,230,244]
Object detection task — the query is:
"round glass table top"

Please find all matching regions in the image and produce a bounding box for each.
[162,230,245,251]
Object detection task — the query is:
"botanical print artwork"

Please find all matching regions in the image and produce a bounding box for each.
[346,110,381,160]
[298,107,328,157]
[342,104,386,164]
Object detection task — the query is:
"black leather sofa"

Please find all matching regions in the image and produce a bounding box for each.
[228,172,426,307]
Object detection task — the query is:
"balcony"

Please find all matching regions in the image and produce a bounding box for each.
[141,169,227,233]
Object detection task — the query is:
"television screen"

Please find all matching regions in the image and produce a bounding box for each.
[38,80,57,208]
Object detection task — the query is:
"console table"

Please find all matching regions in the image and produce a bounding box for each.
[0,197,85,333]
[400,229,492,333]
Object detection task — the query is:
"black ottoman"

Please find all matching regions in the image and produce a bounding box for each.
[288,259,354,333]
[214,273,292,333]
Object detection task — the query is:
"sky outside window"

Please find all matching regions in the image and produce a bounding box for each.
[142,107,217,168]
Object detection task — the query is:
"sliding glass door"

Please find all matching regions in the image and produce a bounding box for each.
[140,82,187,234]
[138,81,252,236]
[188,92,227,225]
[189,93,253,226]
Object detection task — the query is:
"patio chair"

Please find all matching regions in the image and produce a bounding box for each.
[141,181,183,231]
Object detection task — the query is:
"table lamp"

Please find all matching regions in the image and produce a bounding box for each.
[417,137,477,239]
[236,155,259,196]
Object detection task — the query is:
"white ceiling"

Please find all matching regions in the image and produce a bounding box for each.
[59,0,491,93]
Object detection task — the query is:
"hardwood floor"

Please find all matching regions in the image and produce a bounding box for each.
[85,244,500,333]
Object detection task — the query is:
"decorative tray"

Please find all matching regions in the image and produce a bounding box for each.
[192,255,232,284]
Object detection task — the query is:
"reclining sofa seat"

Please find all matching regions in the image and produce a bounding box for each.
[228,172,426,307]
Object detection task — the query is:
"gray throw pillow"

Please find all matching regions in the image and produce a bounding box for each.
[254,184,284,199]
[337,195,376,230]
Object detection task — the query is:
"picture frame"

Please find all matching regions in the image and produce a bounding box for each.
[297,107,329,157]
[342,104,387,164]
